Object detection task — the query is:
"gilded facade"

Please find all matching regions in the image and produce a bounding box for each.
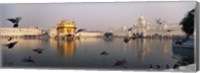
[57,40,76,57]
[56,19,76,40]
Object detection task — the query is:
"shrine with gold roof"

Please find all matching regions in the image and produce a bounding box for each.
[55,19,76,40]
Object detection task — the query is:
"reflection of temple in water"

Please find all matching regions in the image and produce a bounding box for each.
[162,40,172,56]
[138,39,150,62]
[57,40,76,57]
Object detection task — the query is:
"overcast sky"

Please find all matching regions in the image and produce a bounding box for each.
[0,2,196,31]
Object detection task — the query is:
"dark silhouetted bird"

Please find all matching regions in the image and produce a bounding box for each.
[149,64,153,68]
[156,65,161,69]
[166,64,170,69]
[173,64,179,69]
[114,59,127,66]
[128,28,132,31]
[22,56,35,64]
[167,30,172,32]
[4,41,18,49]
[32,48,44,54]
[176,60,188,66]
[8,37,13,41]
[124,37,130,43]
[76,29,86,34]
[7,17,22,28]
[100,51,109,55]
[104,32,113,39]
[156,18,162,25]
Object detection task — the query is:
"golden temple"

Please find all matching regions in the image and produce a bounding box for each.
[56,19,76,40]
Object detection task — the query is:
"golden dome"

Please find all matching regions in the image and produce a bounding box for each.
[72,20,76,24]
[56,19,76,28]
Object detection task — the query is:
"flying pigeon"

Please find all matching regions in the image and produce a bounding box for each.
[166,64,170,69]
[156,65,161,69]
[22,56,35,64]
[4,41,18,49]
[128,28,132,31]
[114,59,127,66]
[100,51,109,55]
[173,64,179,69]
[32,48,44,54]
[8,37,13,41]
[76,29,86,34]
[124,37,130,43]
[149,64,153,68]
[156,18,162,25]
[7,17,22,28]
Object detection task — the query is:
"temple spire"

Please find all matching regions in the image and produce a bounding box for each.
[72,20,76,25]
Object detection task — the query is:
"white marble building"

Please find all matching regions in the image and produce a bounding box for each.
[113,16,185,37]
[75,31,103,37]
[50,16,186,38]
[0,27,45,37]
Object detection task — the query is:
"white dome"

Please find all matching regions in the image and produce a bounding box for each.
[139,15,145,20]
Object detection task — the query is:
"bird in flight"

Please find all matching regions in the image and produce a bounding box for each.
[128,28,132,31]
[32,48,44,54]
[7,17,22,28]
[8,37,13,41]
[114,58,127,66]
[149,64,153,68]
[155,18,162,25]
[3,41,18,49]
[22,56,35,64]
[76,29,86,34]
[124,37,130,43]
[100,51,109,55]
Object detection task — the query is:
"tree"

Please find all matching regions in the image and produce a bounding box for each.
[180,9,195,38]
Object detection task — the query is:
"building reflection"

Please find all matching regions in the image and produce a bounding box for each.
[138,39,150,62]
[163,40,171,56]
[1,38,43,50]
[56,40,76,57]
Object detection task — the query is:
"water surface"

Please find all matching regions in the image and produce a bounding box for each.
[1,38,194,70]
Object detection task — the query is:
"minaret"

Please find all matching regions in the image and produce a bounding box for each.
[138,15,147,37]
[61,19,66,24]
[108,28,112,33]
[138,15,146,27]
[122,26,127,32]
[72,20,76,25]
